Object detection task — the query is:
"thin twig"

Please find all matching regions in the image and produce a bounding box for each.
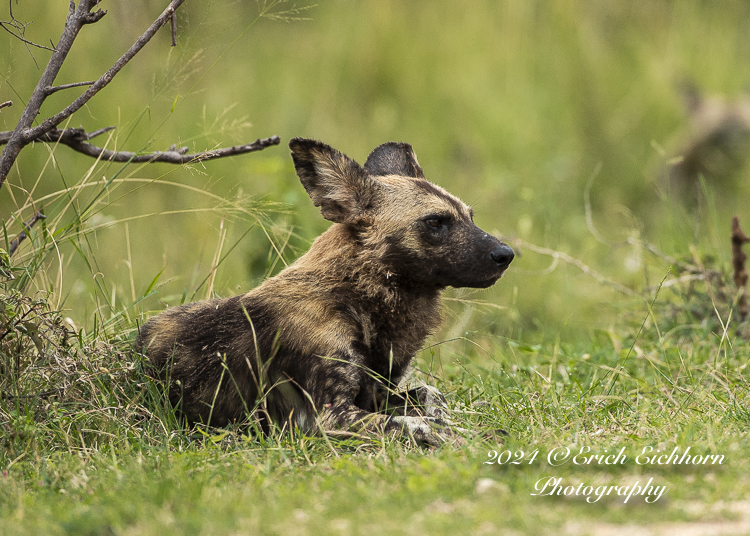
[500,235,642,298]
[46,80,96,95]
[84,126,117,139]
[3,0,52,69]
[626,237,700,273]
[0,100,11,110]
[649,273,705,290]
[0,17,56,51]
[8,210,46,256]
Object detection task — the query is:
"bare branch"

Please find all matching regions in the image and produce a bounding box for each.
[8,210,46,256]
[0,0,186,191]
[0,101,11,111]
[0,127,281,164]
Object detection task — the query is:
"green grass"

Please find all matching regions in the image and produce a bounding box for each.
[2,1,750,534]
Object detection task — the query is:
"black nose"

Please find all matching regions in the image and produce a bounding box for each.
[490,244,514,269]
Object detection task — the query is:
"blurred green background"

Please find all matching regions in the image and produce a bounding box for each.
[2,0,750,343]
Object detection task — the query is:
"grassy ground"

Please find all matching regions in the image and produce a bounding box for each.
[2,1,750,534]
[1,283,749,535]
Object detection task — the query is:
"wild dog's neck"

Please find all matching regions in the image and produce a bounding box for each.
[295,224,442,305]
[282,224,444,359]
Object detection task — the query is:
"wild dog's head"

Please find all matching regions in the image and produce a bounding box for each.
[289,138,513,289]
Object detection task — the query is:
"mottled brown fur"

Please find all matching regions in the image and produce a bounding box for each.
[134,138,514,446]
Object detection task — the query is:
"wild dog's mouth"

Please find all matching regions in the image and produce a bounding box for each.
[476,275,503,288]
[435,259,511,289]
[459,269,507,289]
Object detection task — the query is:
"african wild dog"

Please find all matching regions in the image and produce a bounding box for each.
[135,138,514,446]
[666,82,750,199]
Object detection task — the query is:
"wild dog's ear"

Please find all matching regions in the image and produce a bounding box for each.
[289,138,378,224]
[364,142,425,178]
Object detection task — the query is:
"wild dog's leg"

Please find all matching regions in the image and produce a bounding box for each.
[313,364,463,446]
[402,385,450,419]
[374,383,450,419]
[373,384,476,444]
[389,415,464,446]
[397,388,507,442]
[320,399,461,447]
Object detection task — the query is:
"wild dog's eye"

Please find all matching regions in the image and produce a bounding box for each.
[425,218,441,229]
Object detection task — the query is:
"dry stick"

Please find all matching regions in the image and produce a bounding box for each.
[0,0,187,191]
[0,101,12,110]
[8,210,46,256]
[731,216,750,322]
[0,387,63,400]
[170,11,177,46]
[0,127,281,164]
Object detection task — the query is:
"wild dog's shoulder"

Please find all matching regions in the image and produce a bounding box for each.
[246,274,364,358]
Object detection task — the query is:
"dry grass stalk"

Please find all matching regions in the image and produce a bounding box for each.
[731,216,750,323]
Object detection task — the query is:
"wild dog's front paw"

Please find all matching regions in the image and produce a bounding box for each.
[390,415,466,447]
[409,385,450,420]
